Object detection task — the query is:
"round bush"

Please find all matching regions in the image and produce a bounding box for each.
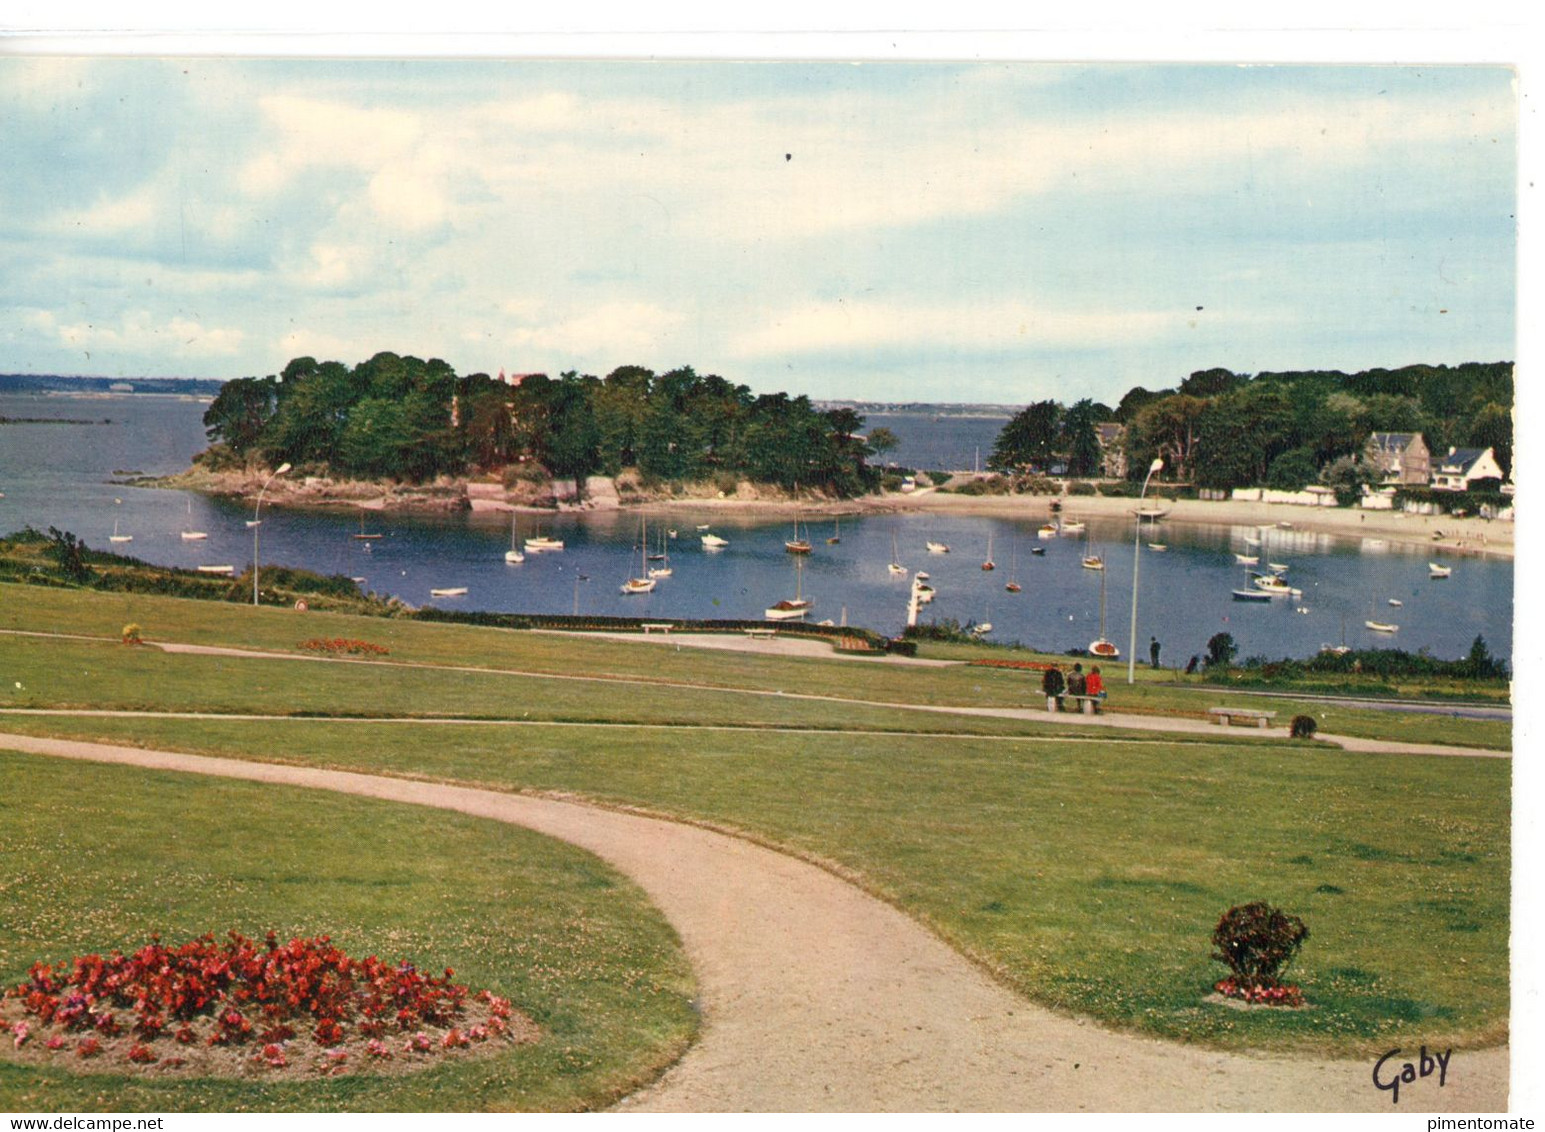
[1211,901,1308,990]
[1290,714,1318,739]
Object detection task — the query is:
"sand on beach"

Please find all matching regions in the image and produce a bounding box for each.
[839,488,1513,561]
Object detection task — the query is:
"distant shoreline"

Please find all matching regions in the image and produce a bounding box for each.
[149,465,1513,563]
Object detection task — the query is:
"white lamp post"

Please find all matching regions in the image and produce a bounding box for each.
[252,462,291,606]
[1128,457,1164,684]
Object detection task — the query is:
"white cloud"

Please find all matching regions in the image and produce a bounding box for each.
[22,307,245,358]
[494,300,688,360]
[730,299,1268,358]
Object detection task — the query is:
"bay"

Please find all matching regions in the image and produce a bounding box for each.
[0,393,1513,663]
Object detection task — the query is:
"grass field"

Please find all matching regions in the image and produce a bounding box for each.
[0,753,696,1112]
[0,583,1512,749]
[0,585,1511,1066]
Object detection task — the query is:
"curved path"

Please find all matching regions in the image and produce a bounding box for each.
[0,732,1508,1112]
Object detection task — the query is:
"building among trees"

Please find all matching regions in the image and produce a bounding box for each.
[1363,431,1431,485]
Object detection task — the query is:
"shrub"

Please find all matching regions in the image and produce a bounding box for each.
[1290,714,1318,739]
[954,475,1012,496]
[121,623,142,646]
[1211,901,1309,992]
[1011,474,1058,496]
[1068,480,1098,496]
[1205,632,1237,670]
[46,527,93,584]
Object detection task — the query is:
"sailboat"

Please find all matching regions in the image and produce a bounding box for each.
[504,514,525,563]
[648,524,673,579]
[1232,563,1272,602]
[352,509,382,541]
[1364,595,1397,633]
[981,532,996,571]
[926,538,950,554]
[1005,538,1022,593]
[1080,528,1104,570]
[109,516,132,543]
[1089,562,1119,658]
[826,515,841,545]
[180,499,207,540]
[785,509,812,554]
[888,530,907,575]
[524,523,564,552]
[621,513,656,594]
[765,554,813,620]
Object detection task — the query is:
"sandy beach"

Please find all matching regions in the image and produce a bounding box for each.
[645,486,1513,562]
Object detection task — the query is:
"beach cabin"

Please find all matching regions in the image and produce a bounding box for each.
[1430,446,1504,492]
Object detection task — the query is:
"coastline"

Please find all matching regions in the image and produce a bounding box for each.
[152,467,1513,562]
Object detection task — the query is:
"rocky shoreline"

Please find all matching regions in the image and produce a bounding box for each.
[145,466,1514,562]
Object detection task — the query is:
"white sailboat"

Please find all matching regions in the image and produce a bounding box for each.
[621,513,656,594]
[180,499,207,540]
[504,514,525,563]
[701,532,729,549]
[1080,527,1104,570]
[765,554,812,620]
[109,516,132,543]
[524,523,564,552]
[1089,553,1119,658]
[888,530,907,576]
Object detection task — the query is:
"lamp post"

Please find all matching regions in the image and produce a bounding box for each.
[252,462,291,606]
[1128,457,1164,684]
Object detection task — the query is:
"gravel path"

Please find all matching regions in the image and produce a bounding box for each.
[0,732,1508,1112]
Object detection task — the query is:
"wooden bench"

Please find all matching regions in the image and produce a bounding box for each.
[1208,707,1278,728]
[743,627,778,640]
[641,622,676,635]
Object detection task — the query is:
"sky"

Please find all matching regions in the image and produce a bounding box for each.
[0,56,1519,406]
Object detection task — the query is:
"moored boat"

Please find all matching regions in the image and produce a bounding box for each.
[1429,562,1452,578]
[1365,620,1399,633]
[430,587,468,597]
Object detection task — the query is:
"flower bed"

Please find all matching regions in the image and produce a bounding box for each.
[0,932,536,1077]
[1210,977,1306,1007]
[298,638,390,656]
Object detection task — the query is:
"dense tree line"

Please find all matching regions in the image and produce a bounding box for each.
[990,361,1513,492]
[203,353,879,496]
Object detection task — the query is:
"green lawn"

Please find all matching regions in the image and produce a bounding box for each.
[0,586,1512,1061]
[0,753,696,1112]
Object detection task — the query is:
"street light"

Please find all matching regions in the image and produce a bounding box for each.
[252,463,292,606]
[1128,457,1164,684]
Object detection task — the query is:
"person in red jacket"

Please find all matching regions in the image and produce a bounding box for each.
[1085,665,1106,712]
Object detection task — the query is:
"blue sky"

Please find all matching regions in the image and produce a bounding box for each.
[0,58,1517,405]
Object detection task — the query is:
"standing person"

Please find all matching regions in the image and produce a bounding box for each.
[1041,664,1066,712]
[1086,665,1106,711]
[1150,636,1162,669]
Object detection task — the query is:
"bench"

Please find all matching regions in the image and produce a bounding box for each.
[641,622,676,635]
[743,627,778,639]
[1067,693,1105,715]
[1208,707,1278,728]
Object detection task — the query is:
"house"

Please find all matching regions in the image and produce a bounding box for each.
[1430,446,1505,492]
[1094,422,1127,479]
[1364,432,1430,485]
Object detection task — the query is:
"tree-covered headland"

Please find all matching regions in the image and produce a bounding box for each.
[989,361,1513,494]
[201,354,878,497]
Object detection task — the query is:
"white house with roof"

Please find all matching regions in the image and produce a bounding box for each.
[1430,446,1504,491]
